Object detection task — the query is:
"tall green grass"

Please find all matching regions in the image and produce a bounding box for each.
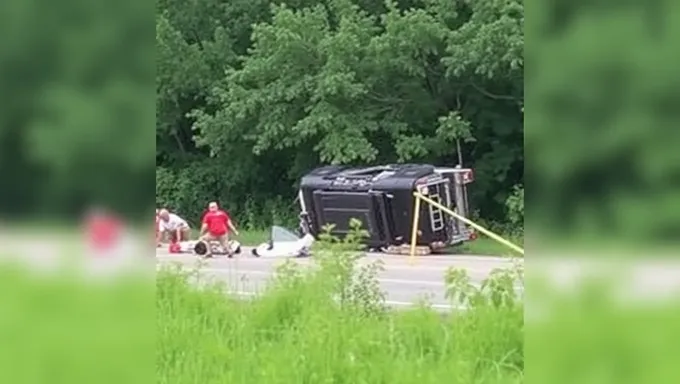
[157,220,524,383]
[0,261,154,384]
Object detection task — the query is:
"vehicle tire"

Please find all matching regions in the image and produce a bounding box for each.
[193,241,209,256]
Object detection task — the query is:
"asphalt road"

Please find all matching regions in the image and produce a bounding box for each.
[0,233,521,308]
[4,233,680,311]
[156,246,524,310]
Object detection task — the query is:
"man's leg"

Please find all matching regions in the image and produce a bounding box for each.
[199,233,217,258]
[199,233,230,257]
[179,227,191,241]
[217,234,231,258]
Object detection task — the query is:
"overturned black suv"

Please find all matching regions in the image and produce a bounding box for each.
[297,164,476,251]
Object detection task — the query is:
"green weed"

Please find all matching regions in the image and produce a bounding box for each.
[157,221,524,383]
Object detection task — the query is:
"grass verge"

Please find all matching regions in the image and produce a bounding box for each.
[455,237,523,257]
[0,260,154,384]
[157,228,524,383]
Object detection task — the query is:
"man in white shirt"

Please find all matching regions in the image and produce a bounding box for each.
[157,208,191,243]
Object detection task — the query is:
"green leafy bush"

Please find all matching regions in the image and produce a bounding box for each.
[505,184,524,235]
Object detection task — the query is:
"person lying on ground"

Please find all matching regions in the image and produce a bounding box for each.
[158,208,191,243]
[199,201,239,258]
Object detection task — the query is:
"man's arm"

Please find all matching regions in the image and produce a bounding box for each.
[227,219,239,235]
[200,214,209,235]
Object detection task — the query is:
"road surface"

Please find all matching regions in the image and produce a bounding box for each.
[156,246,523,310]
[0,232,521,310]
[7,232,680,310]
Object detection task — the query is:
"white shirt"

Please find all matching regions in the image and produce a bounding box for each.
[159,213,189,231]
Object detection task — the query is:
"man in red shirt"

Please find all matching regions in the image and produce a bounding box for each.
[200,201,239,257]
[84,206,122,256]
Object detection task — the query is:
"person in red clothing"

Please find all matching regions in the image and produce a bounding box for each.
[200,201,239,257]
[84,206,122,255]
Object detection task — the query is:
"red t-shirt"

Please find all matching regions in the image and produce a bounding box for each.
[202,210,230,236]
[87,214,121,250]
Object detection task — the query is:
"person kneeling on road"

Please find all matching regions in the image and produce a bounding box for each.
[158,209,191,244]
[200,201,238,258]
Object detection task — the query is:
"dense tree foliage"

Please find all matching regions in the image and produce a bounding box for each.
[156,0,524,228]
[2,1,672,241]
[527,2,680,240]
[0,1,154,220]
